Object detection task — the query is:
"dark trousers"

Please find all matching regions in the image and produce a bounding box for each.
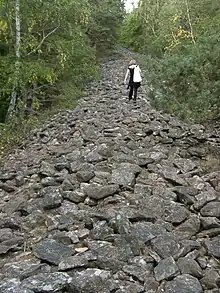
[128,82,141,101]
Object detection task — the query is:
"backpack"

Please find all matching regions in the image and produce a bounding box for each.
[133,65,142,83]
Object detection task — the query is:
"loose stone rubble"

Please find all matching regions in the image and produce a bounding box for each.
[1,54,220,292]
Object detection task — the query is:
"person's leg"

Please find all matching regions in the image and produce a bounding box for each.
[133,84,139,102]
[129,85,133,100]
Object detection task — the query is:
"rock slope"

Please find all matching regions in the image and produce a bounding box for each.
[0,56,220,293]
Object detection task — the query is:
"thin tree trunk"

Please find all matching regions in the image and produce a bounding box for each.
[5,0,21,122]
[185,0,196,44]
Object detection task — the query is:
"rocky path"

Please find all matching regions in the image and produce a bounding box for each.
[1,56,220,293]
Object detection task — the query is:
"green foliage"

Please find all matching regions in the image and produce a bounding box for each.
[0,0,124,160]
[0,0,124,122]
[121,0,220,121]
[87,0,125,54]
[148,33,220,121]
[120,11,145,52]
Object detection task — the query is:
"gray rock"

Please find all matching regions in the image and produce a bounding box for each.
[130,222,156,243]
[174,215,200,240]
[153,186,177,201]
[83,183,119,199]
[21,272,72,292]
[122,263,153,282]
[0,172,16,180]
[59,250,97,271]
[177,257,203,278]
[41,177,56,187]
[173,186,198,205]
[0,236,24,255]
[149,151,168,162]
[187,175,206,191]
[92,220,114,240]
[39,161,55,177]
[154,256,179,281]
[110,212,131,235]
[61,178,74,191]
[33,239,74,265]
[173,157,197,173]
[0,278,33,293]
[15,172,25,187]
[59,254,89,270]
[163,202,190,224]
[76,170,95,182]
[204,236,220,258]
[111,163,140,187]
[144,277,159,292]
[198,228,220,238]
[174,240,201,259]
[0,244,12,255]
[134,184,152,197]
[173,186,199,197]
[114,282,144,293]
[55,158,70,171]
[0,228,13,242]
[197,256,208,269]
[3,258,44,279]
[200,269,220,289]
[86,149,104,163]
[65,231,79,244]
[41,186,63,209]
[59,200,78,215]
[88,240,132,272]
[164,274,203,293]
[163,171,187,186]
[201,202,220,217]
[50,231,73,245]
[151,233,180,259]
[63,189,86,203]
[77,228,90,240]
[0,182,16,192]
[194,190,217,210]
[68,268,112,292]
[201,217,220,229]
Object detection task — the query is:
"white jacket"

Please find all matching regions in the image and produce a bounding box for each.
[124,64,142,84]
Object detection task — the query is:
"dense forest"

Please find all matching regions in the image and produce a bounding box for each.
[0,0,124,123]
[121,0,220,121]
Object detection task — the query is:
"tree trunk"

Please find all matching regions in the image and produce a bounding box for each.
[5,0,21,122]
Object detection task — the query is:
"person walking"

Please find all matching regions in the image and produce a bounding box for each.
[124,59,142,103]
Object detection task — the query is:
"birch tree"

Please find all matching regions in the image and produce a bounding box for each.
[0,0,125,123]
[5,0,21,122]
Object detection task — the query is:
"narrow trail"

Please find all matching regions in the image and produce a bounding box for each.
[1,55,220,293]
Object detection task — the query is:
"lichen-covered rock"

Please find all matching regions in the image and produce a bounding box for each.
[21,272,72,292]
[204,236,220,258]
[177,257,203,279]
[0,278,33,293]
[83,183,119,200]
[67,268,112,293]
[164,274,203,293]
[33,239,74,265]
[154,256,179,281]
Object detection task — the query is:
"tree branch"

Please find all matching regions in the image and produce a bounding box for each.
[26,24,60,56]
[185,0,196,44]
